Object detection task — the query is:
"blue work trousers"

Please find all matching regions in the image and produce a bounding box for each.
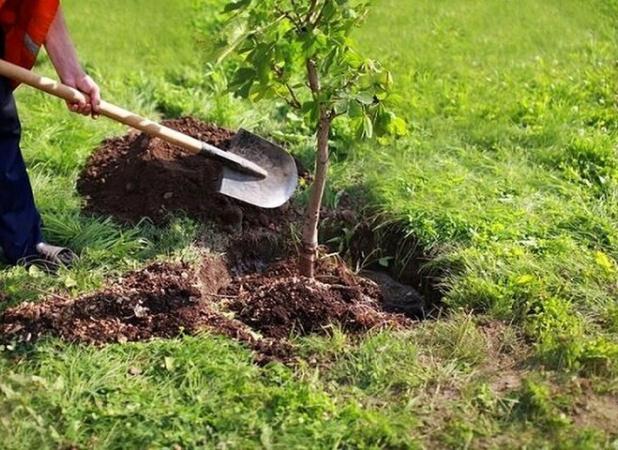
[0,75,43,264]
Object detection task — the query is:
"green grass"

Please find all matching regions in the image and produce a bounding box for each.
[1,336,421,449]
[1,0,617,448]
[65,0,196,75]
[343,0,618,376]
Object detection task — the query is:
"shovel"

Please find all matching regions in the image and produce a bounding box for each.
[0,59,298,209]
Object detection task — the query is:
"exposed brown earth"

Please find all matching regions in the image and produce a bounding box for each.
[0,255,412,363]
[220,258,412,340]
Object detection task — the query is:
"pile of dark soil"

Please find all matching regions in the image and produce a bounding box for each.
[77,117,300,231]
[0,256,410,363]
[221,259,411,339]
[1,260,224,342]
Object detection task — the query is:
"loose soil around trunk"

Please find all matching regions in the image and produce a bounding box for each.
[221,259,410,340]
[0,256,411,363]
[77,117,300,231]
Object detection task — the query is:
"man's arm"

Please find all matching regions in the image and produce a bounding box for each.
[44,7,100,116]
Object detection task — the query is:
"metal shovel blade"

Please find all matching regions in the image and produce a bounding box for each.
[216,129,298,209]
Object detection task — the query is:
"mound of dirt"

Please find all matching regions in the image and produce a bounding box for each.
[0,259,289,363]
[77,117,300,231]
[0,256,411,363]
[221,259,411,340]
[1,261,224,343]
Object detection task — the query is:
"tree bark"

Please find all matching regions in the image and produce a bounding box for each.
[299,113,331,278]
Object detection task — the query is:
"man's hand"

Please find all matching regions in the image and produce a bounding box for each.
[44,7,101,117]
[63,74,101,116]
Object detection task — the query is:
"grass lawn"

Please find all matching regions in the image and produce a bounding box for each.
[1,0,617,448]
[344,0,618,374]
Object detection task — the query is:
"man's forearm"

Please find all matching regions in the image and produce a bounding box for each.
[44,7,84,83]
[43,6,100,116]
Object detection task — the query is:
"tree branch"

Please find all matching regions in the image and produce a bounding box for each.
[285,83,302,109]
[306,0,320,24]
[275,6,302,31]
[330,109,345,119]
[274,65,302,109]
[311,1,327,27]
[306,58,321,97]
[284,83,303,109]
[289,0,305,23]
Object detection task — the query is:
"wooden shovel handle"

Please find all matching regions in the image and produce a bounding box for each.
[0,59,209,157]
[0,59,268,177]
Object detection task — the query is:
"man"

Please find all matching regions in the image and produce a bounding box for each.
[0,0,99,267]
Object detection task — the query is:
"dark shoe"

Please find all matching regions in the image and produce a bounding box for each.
[17,243,78,273]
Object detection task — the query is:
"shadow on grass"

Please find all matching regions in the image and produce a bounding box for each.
[320,182,446,317]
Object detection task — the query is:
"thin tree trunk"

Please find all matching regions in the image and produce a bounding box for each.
[299,113,331,278]
[299,58,330,278]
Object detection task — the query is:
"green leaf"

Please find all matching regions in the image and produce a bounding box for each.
[219,0,400,152]
[223,0,252,13]
[356,92,375,105]
[388,116,408,136]
[378,257,392,268]
[63,276,78,289]
[236,81,253,98]
[322,47,338,73]
[229,67,257,98]
[164,357,175,372]
[321,1,337,22]
[28,264,44,278]
[302,101,319,124]
[594,251,615,274]
[362,114,374,139]
[230,67,256,85]
[348,100,363,118]
[515,274,535,285]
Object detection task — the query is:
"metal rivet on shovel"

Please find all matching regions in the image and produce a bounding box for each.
[0,59,298,208]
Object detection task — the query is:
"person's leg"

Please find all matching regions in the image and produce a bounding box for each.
[0,77,44,265]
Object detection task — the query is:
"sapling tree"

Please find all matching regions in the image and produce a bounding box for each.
[220,0,404,277]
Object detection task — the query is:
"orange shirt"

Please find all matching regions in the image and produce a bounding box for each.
[0,0,59,73]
